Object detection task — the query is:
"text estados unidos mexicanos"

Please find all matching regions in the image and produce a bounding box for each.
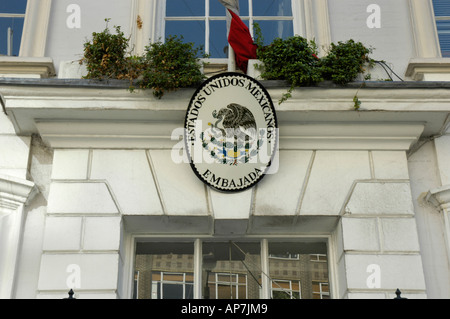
[185,76,276,144]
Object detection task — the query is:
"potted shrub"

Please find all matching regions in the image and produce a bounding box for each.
[81,20,206,98]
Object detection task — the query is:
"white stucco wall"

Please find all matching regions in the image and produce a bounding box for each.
[1,0,450,299]
[328,0,416,80]
[26,146,427,298]
[45,0,133,75]
[408,140,450,299]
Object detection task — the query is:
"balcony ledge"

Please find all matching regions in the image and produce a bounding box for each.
[1,78,450,151]
[0,56,56,79]
[405,58,450,81]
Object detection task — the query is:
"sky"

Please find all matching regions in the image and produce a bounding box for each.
[0,0,28,56]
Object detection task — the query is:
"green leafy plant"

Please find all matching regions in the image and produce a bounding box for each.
[81,19,134,80]
[138,35,206,98]
[257,36,323,103]
[353,94,362,110]
[321,39,375,85]
[254,24,375,105]
[81,20,206,98]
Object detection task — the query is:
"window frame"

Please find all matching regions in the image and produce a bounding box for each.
[152,271,195,299]
[432,0,450,57]
[312,281,330,299]
[0,8,26,56]
[154,0,300,60]
[130,237,332,300]
[271,279,301,299]
[209,272,248,299]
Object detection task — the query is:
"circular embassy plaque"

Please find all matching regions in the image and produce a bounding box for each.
[185,72,278,192]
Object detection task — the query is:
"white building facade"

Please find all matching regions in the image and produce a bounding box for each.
[1,0,450,299]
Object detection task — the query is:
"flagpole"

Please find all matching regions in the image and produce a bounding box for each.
[226,7,236,72]
[220,0,239,72]
[228,45,236,72]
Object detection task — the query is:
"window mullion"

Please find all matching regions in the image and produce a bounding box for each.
[260,239,270,299]
[436,16,450,20]
[248,0,254,36]
[0,13,25,18]
[194,239,203,299]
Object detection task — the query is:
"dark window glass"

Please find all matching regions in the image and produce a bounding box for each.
[165,20,206,48]
[210,20,228,58]
[210,1,227,16]
[433,0,450,57]
[433,0,450,16]
[269,242,329,299]
[0,0,27,14]
[203,241,261,299]
[253,0,292,16]
[165,0,293,58]
[134,242,195,299]
[0,17,25,56]
[436,20,450,57]
[254,20,294,45]
[166,0,205,16]
[0,0,27,56]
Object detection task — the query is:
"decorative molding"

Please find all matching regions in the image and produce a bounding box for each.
[32,120,425,151]
[0,174,36,213]
[426,185,450,209]
[279,123,424,151]
[408,0,441,58]
[36,120,181,149]
[129,0,155,56]
[19,0,53,57]
[4,81,450,150]
[0,57,56,79]
[0,174,36,298]
[426,184,450,265]
[405,58,450,81]
[303,0,331,57]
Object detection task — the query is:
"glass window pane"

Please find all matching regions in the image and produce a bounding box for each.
[163,283,184,299]
[210,0,226,16]
[269,242,329,299]
[134,242,195,299]
[203,241,261,299]
[254,20,293,45]
[433,0,450,17]
[253,0,292,16]
[436,20,450,57]
[165,20,205,49]
[0,0,27,14]
[0,17,24,56]
[167,0,205,17]
[239,0,249,16]
[210,20,228,58]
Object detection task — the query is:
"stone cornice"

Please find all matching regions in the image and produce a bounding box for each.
[405,58,450,81]
[426,185,450,210]
[2,79,450,150]
[0,174,36,213]
[0,57,56,79]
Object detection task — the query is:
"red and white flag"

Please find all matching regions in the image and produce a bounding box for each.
[218,0,257,73]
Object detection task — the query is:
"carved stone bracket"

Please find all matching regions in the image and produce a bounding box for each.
[0,174,36,298]
[0,174,36,214]
[426,185,450,264]
[426,185,450,210]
